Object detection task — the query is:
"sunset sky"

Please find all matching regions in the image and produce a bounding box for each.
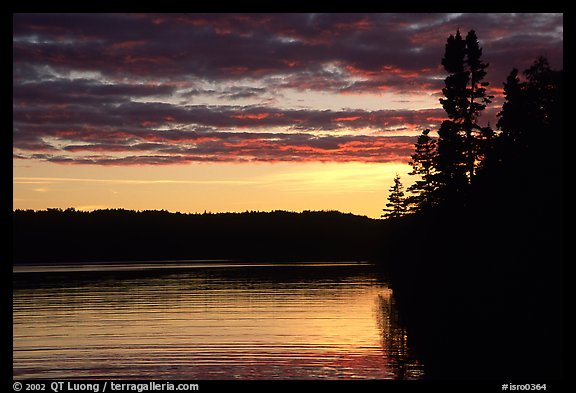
[13,13,563,218]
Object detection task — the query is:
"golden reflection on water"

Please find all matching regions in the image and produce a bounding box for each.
[13,263,423,379]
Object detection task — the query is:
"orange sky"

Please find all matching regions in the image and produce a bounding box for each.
[13,160,413,218]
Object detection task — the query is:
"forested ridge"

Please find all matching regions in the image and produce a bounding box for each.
[13,209,384,263]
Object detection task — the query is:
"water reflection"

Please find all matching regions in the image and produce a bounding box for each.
[376,293,424,379]
[13,262,423,379]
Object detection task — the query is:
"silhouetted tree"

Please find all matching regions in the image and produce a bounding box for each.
[496,68,529,149]
[437,30,493,193]
[407,129,439,211]
[383,175,408,219]
[382,36,563,381]
[434,119,468,202]
[495,56,563,169]
[522,57,563,143]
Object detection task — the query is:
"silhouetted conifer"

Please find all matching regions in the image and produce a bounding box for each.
[382,174,408,219]
[495,56,562,169]
[497,68,529,149]
[438,30,493,190]
[407,129,439,211]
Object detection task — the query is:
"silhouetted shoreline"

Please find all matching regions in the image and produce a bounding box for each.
[13,209,385,264]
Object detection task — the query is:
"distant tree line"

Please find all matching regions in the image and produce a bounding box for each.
[13,209,385,263]
[383,30,563,218]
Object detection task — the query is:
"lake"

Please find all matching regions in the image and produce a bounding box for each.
[13,261,423,380]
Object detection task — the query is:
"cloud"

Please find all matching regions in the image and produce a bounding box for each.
[15,13,561,86]
[13,81,444,164]
[15,129,418,165]
[14,79,176,105]
[13,13,562,165]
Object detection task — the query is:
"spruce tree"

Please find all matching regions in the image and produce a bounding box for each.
[497,68,528,148]
[407,129,438,211]
[493,56,562,183]
[437,29,493,190]
[497,57,562,155]
[382,174,408,219]
[464,30,492,178]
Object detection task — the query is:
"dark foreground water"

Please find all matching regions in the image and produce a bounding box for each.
[13,261,423,380]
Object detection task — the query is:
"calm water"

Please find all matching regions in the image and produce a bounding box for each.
[13,262,423,380]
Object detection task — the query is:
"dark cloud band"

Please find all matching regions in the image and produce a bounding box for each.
[13,13,562,165]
